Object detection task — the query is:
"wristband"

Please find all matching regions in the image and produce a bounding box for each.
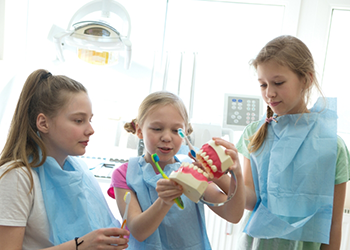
[74,237,84,250]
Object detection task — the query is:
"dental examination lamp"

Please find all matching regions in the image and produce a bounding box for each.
[48,0,132,68]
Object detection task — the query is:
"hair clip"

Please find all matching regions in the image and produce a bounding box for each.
[265,115,278,124]
[131,120,136,130]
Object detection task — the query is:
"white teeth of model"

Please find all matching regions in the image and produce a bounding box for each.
[189,164,194,168]
[193,165,198,170]
[209,173,214,179]
[201,152,206,157]
[205,167,211,173]
[198,149,203,155]
[204,155,209,161]
[184,162,189,167]
[211,165,217,172]
[203,172,209,178]
[207,159,213,166]
[197,168,203,174]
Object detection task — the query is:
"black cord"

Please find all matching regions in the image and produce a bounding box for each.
[74,237,84,250]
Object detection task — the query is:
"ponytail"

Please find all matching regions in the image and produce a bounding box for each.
[247,105,274,153]
[124,119,137,134]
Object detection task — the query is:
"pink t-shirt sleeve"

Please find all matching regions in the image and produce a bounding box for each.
[107,162,130,199]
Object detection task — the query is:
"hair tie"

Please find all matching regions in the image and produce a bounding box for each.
[74,237,84,249]
[131,121,136,130]
[41,72,52,80]
[265,115,278,124]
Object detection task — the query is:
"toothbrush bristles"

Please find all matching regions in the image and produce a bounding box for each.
[177,128,185,138]
[178,128,196,157]
[152,153,159,163]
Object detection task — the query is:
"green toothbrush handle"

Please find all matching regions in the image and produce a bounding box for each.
[152,154,184,209]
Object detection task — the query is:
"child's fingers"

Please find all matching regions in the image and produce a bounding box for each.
[160,190,183,199]
[109,235,129,246]
[212,137,241,174]
[83,228,129,248]
[212,137,238,152]
[157,179,182,189]
[103,228,130,237]
[156,179,183,202]
[157,189,183,205]
[212,138,239,160]
[225,148,240,161]
[156,185,182,194]
[156,179,182,194]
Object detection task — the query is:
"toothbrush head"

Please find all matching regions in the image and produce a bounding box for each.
[151,153,165,177]
[177,128,185,138]
[121,191,131,229]
[124,191,131,203]
[151,153,160,163]
[178,128,196,158]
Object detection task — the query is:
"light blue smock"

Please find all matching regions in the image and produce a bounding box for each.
[126,156,211,250]
[245,98,337,244]
[34,156,120,245]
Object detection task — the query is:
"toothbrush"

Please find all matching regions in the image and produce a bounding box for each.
[178,128,196,158]
[151,153,184,209]
[121,192,131,229]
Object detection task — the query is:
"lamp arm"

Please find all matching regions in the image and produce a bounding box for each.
[53,32,71,62]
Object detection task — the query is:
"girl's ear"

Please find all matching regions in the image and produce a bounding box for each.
[309,72,314,82]
[36,113,49,133]
[136,124,143,139]
[304,72,313,89]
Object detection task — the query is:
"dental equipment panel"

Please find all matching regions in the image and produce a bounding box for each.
[223,93,264,131]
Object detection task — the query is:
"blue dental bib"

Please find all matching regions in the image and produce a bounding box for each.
[34,156,120,245]
[244,98,337,244]
[126,156,211,250]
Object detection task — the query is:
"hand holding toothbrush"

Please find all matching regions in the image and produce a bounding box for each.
[152,153,184,209]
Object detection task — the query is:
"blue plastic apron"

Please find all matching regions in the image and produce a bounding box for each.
[34,156,120,245]
[126,156,211,250]
[244,98,337,244]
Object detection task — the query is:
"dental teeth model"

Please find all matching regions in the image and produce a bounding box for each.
[169,140,233,203]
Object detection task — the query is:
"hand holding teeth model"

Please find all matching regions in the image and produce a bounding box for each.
[170,135,235,204]
[151,154,185,209]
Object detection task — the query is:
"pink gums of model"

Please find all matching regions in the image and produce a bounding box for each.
[169,140,233,203]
